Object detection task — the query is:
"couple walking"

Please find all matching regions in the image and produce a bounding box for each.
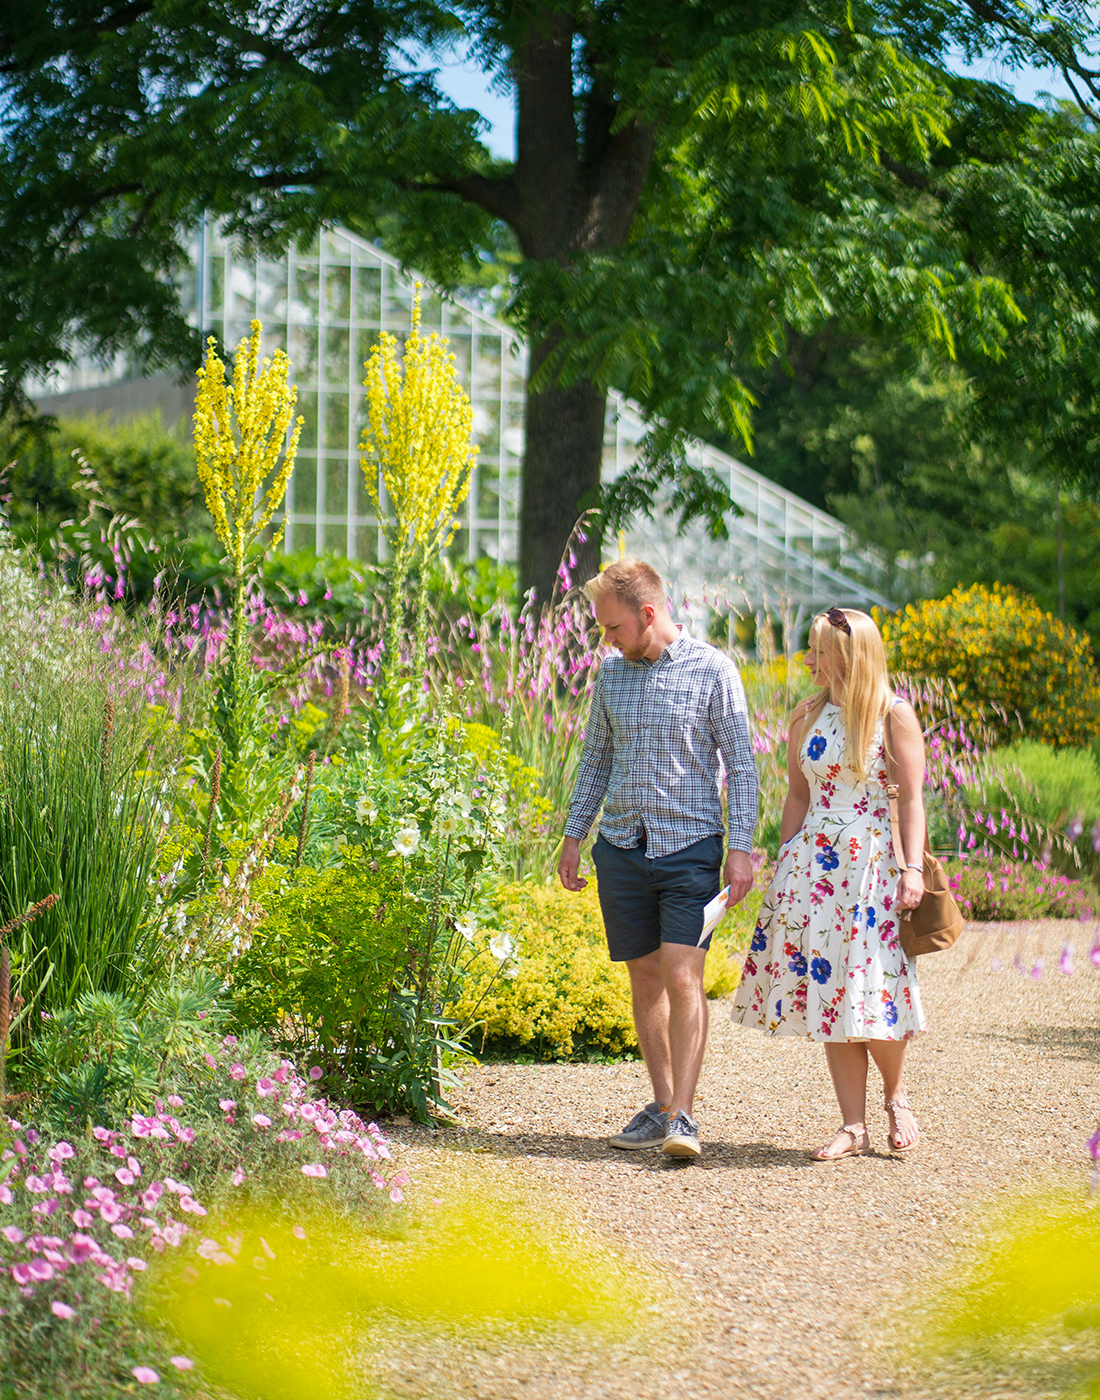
[558,559,927,1162]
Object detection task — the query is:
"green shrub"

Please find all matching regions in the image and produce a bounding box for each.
[231,852,437,1115]
[878,583,1100,747]
[450,876,761,1061]
[2,410,201,543]
[945,856,1096,921]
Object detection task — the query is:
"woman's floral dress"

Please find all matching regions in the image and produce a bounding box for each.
[731,701,926,1042]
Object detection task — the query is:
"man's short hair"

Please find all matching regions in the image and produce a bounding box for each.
[583,558,666,613]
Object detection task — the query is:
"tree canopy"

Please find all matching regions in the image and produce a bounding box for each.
[2,1,1099,597]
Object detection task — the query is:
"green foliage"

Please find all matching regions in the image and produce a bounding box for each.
[450,878,755,1062]
[945,856,1095,922]
[879,584,1100,748]
[3,1,1090,588]
[974,740,1100,884]
[916,1199,1100,1399]
[232,852,444,1117]
[24,972,227,1124]
[0,546,180,1039]
[0,411,200,544]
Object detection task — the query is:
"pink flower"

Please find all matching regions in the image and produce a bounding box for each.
[0,1186,11,1205]
[308,1066,323,1080]
[166,1095,184,1108]
[1,1226,24,1244]
[131,1367,160,1384]
[292,1225,306,1240]
[231,1167,246,1187]
[49,1141,75,1162]
[229,1063,247,1081]
[67,1234,99,1264]
[115,1169,136,1186]
[10,1263,32,1285]
[127,1157,142,1176]
[251,1114,272,1129]
[178,1196,207,1217]
[222,1034,238,1047]
[71,1209,93,1228]
[24,1175,48,1193]
[92,1127,112,1142]
[203,1053,217,1069]
[99,1202,123,1225]
[300,1164,327,1178]
[27,1259,55,1281]
[50,1300,76,1320]
[127,1256,147,1272]
[109,1144,127,1159]
[169,1357,194,1371]
[389,1187,405,1203]
[111,1224,135,1239]
[299,1104,318,1123]
[256,1078,277,1098]
[219,1099,236,1112]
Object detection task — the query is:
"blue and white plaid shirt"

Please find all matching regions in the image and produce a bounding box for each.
[565,629,758,858]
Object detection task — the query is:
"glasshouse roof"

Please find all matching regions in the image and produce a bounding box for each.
[29,220,895,620]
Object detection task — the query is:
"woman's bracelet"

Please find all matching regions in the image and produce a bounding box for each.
[905,862,923,872]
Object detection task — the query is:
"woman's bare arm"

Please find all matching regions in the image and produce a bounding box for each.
[888,700,927,910]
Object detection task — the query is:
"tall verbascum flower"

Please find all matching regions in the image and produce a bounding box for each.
[193,320,304,579]
[359,284,477,679]
[359,285,476,568]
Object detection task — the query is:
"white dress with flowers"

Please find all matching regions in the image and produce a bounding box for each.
[731,701,926,1042]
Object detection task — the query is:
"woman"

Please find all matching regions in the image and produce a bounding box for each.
[731,607,927,1160]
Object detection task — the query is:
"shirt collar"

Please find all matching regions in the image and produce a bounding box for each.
[639,625,687,667]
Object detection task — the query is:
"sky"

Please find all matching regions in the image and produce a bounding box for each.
[425,47,1083,165]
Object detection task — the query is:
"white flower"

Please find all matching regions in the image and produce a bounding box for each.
[333,834,348,851]
[391,825,421,858]
[489,932,514,962]
[455,914,478,942]
[453,793,472,817]
[438,813,460,836]
[355,795,378,824]
[501,962,520,979]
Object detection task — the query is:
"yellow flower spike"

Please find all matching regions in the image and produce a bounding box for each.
[359,283,476,571]
[193,319,304,578]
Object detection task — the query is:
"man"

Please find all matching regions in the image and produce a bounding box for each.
[558,558,758,1161]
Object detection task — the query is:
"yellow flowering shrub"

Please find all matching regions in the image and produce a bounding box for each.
[877,584,1100,748]
[451,878,758,1061]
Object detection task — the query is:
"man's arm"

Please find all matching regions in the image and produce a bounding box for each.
[710,663,760,907]
[558,673,613,892]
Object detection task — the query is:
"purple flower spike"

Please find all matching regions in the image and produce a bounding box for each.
[1088,1124,1100,1161]
[1030,959,1044,980]
[1059,941,1075,976]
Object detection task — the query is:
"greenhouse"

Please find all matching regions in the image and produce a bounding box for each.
[30,220,895,618]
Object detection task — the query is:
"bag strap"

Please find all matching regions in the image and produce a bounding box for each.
[883,704,909,870]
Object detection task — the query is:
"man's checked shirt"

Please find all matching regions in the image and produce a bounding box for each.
[565,629,758,859]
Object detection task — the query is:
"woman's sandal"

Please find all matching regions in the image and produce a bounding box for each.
[885,1096,920,1154]
[809,1123,870,1161]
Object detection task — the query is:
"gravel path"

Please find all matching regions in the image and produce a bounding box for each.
[384,921,1099,1400]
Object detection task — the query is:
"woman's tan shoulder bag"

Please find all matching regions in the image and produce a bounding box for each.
[883,705,964,958]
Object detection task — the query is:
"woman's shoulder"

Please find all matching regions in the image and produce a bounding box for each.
[885,695,921,732]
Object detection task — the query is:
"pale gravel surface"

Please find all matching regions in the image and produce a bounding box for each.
[379,921,1100,1400]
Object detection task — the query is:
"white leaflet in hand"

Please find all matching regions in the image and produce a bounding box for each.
[700,885,731,945]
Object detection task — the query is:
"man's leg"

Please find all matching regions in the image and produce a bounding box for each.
[625,950,673,1106]
[659,943,709,1116]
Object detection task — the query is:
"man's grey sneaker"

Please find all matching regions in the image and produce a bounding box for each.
[608,1102,668,1150]
[662,1109,702,1159]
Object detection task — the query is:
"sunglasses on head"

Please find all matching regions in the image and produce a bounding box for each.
[825,606,851,636]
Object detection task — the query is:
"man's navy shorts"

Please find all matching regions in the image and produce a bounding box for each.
[592,831,724,962]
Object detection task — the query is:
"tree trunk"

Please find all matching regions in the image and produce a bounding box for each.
[494,13,656,603]
[520,331,606,600]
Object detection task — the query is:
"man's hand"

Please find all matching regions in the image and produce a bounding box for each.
[724,849,754,908]
[558,836,588,892]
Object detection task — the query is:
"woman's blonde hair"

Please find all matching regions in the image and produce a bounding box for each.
[801,609,894,781]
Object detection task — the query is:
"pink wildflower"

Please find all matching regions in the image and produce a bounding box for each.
[251,1114,272,1129]
[300,1164,327,1179]
[50,1301,76,1320]
[229,1063,247,1081]
[131,1367,160,1384]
